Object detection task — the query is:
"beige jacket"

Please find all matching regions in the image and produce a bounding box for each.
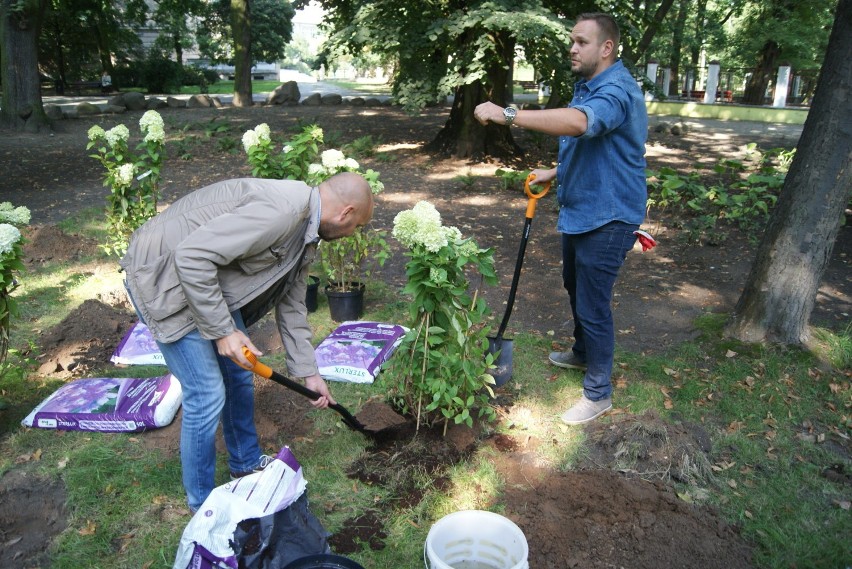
[121,178,321,377]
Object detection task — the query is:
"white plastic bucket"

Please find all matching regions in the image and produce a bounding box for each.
[424,510,529,569]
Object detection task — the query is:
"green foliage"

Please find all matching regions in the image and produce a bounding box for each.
[240,123,389,291]
[197,0,294,65]
[494,168,531,191]
[646,146,792,243]
[141,53,185,94]
[86,111,166,257]
[0,203,30,367]
[342,135,380,159]
[453,170,477,189]
[388,202,499,431]
[320,0,574,112]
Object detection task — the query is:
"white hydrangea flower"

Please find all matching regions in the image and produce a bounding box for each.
[418,224,449,253]
[391,209,420,249]
[0,224,22,256]
[116,163,135,186]
[392,201,447,252]
[139,110,163,134]
[104,124,130,147]
[412,201,441,225]
[457,239,479,257]
[321,149,346,170]
[87,125,105,141]
[344,158,360,170]
[307,163,325,177]
[254,123,271,143]
[144,124,165,143]
[443,226,463,243]
[0,203,31,226]
[242,130,260,153]
[282,145,293,154]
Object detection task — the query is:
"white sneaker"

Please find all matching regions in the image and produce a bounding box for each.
[230,454,275,480]
[560,396,612,425]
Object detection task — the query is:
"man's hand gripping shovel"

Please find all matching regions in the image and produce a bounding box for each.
[232,347,372,435]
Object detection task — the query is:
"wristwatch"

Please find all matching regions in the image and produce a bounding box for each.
[503,106,517,126]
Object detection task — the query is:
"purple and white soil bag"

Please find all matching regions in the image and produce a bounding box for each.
[173,447,324,569]
[110,321,165,365]
[314,321,408,383]
[21,374,182,432]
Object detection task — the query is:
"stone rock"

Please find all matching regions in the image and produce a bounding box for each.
[267,81,301,105]
[302,92,322,106]
[653,122,670,133]
[211,96,224,108]
[146,97,168,110]
[123,91,147,111]
[187,94,212,108]
[44,105,64,120]
[670,124,682,135]
[103,105,127,114]
[107,94,125,107]
[76,102,101,116]
[166,96,186,108]
[321,93,343,105]
[364,97,382,107]
[349,97,365,106]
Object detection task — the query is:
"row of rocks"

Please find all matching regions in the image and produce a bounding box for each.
[45,81,392,120]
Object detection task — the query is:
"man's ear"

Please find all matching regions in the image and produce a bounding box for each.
[337,204,355,222]
[602,39,614,59]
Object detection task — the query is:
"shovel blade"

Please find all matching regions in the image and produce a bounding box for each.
[487,337,513,387]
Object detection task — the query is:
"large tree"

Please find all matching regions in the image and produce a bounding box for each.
[725,0,852,345]
[317,0,573,159]
[197,0,295,106]
[1,0,50,132]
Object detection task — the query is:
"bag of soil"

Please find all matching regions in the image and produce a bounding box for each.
[21,374,182,432]
[314,321,407,383]
[110,321,165,366]
[173,447,329,569]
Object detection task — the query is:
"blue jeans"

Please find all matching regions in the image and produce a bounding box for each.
[151,311,262,511]
[562,221,637,401]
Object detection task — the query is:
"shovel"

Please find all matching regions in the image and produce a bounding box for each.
[232,347,372,435]
[488,173,551,386]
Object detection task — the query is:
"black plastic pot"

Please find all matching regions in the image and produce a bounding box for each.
[324,282,365,322]
[282,553,365,569]
[306,276,320,313]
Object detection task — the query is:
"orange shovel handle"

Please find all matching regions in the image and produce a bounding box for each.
[524,173,551,219]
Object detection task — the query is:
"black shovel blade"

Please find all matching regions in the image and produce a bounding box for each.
[487,336,513,387]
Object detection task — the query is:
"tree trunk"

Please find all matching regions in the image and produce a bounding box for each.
[426,31,521,160]
[668,0,688,95]
[742,39,779,105]
[231,0,252,107]
[0,0,51,132]
[725,0,852,346]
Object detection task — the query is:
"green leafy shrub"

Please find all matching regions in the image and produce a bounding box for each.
[0,203,30,366]
[87,111,166,256]
[388,201,498,432]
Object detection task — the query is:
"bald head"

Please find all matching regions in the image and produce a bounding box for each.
[318,172,374,241]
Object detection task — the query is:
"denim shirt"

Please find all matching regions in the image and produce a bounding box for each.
[555,60,648,234]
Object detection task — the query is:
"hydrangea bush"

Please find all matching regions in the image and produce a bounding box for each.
[389,201,498,432]
[242,123,388,291]
[0,203,31,365]
[87,110,166,256]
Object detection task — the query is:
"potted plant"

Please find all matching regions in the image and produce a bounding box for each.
[241,124,389,319]
[313,162,389,320]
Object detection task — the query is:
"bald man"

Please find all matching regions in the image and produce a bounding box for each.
[121,172,373,512]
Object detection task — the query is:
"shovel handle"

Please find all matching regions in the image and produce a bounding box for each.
[232,347,369,433]
[524,173,551,219]
[233,347,321,402]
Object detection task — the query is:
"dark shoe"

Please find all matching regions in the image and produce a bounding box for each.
[230,454,274,480]
[548,351,588,371]
[560,396,612,425]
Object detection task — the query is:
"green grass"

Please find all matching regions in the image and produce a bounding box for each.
[1,216,850,568]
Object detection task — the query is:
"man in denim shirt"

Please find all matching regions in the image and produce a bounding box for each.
[474,12,647,424]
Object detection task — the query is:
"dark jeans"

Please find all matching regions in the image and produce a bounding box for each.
[562,221,637,401]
